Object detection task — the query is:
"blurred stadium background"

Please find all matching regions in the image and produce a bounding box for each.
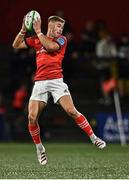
[0,0,129,178]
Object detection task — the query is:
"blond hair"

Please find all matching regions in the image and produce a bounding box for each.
[48,15,65,24]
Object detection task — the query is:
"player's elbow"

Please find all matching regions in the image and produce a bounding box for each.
[46,48,53,52]
[12,44,16,49]
[12,43,18,49]
[46,46,55,52]
[46,44,59,52]
[12,42,15,48]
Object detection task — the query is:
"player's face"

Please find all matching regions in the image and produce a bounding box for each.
[52,21,64,38]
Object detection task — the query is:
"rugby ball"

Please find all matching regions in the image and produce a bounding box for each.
[25,10,41,31]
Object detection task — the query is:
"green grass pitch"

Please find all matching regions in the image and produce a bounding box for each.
[0,143,129,179]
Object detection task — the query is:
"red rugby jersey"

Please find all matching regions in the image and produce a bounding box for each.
[25,35,67,81]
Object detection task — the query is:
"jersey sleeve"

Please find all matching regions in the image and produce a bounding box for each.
[25,37,35,48]
[55,36,67,49]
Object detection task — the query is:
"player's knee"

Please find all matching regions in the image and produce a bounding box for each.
[28,113,37,124]
[66,108,78,118]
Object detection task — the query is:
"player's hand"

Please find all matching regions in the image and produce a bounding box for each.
[33,18,42,34]
[21,16,27,33]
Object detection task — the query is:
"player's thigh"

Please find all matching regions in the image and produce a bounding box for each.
[28,100,46,120]
[58,95,79,117]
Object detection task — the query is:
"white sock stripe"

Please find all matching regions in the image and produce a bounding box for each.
[30,129,40,136]
[80,123,89,129]
[78,120,88,126]
[30,128,40,134]
[31,131,40,136]
[79,123,88,128]
[30,129,40,134]
[78,121,86,126]
[78,121,89,128]
[30,131,40,137]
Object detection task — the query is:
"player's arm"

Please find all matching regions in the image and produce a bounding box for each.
[37,33,60,52]
[12,18,28,49]
[33,19,60,52]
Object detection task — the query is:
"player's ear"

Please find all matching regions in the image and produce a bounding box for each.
[48,21,54,29]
